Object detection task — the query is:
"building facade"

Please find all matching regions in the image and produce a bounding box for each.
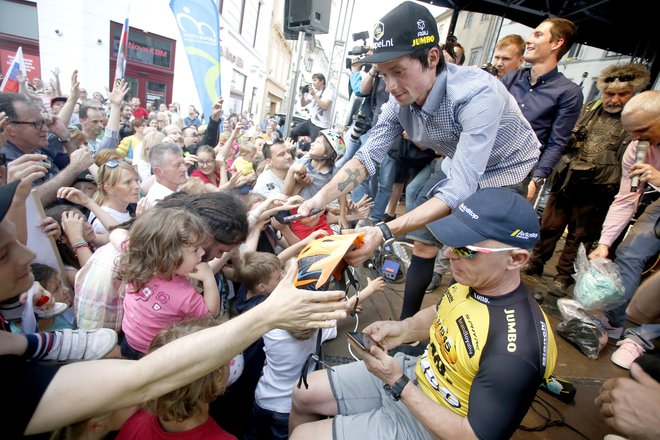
[0,0,274,120]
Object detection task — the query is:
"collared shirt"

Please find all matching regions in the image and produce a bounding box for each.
[502,67,583,178]
[354,63,540,209]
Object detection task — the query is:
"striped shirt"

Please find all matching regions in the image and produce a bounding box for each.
[354,63,540,209]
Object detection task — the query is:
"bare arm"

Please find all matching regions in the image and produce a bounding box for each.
[27,261,349,435]
[315,158,369,204]
[57,70,80,126]
[400,384,477,440]
[36,148,94,206]
[626,271,660,324]
[360,67,378,95]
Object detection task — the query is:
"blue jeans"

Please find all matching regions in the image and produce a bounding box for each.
[605,198,660,327]
[623,324,660,350]
[336,127,369,169]
[370,154,397,221]
[405,162,433,213]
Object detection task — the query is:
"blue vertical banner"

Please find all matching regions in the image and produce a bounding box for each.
[169,0,222,120]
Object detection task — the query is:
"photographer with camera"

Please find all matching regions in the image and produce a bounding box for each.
[290,73,333,141]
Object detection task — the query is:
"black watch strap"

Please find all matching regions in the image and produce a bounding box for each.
[383,374,410,401]
[376,222,394,245]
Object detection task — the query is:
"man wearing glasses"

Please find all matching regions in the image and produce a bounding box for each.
[0,92,93,206]
[290,187,557,440]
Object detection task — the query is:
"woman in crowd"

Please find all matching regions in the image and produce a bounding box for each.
[57,159,140,245]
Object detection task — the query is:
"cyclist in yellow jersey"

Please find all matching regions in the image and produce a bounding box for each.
[290,187,557,440]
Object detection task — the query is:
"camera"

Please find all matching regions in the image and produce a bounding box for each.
[349,112,372,143]
[480,62,498,77]
[572,126,589,142]
[345,30,371,70]
[300,84,310,94]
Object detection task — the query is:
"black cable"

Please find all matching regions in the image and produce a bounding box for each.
[518,395,590,440]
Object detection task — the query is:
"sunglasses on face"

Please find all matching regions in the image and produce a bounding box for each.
[604,74,635,83]
[447,244,520,259]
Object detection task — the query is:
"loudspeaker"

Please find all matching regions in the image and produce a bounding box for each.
[285,0,330,36]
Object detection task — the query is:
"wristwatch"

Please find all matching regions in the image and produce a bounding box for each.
[383,375,410,401]
[532,177,545,187]
[375,222,394,246]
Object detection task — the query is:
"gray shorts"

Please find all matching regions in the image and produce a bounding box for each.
[329,353,434,440]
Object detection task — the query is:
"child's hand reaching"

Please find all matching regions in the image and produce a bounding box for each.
[186,262,215,283]
[302,229,329,245]
[348,276,386,314]
[366,276,386,295]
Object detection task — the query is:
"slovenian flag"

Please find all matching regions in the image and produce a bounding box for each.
[114,17,129,81]
[0,46,27,93]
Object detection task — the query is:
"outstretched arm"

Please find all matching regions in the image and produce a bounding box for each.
[26,261,349,435]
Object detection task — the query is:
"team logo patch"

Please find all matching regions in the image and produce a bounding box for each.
[510,229,539,240]
[417,19,426,31]
[373,21,384,41]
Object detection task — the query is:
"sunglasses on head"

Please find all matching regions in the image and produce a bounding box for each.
[98,160,121,183]
[447,244,520,259]
[604,74,635,83]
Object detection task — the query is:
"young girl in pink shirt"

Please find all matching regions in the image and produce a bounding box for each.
[112,207,220,359]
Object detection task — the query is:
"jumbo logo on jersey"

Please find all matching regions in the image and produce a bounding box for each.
[504,308,517,352]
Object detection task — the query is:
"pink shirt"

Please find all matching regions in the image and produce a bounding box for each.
[122,275,210,353]
[598,140,660,246]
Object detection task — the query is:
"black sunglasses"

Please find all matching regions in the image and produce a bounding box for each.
[604,74,635,83]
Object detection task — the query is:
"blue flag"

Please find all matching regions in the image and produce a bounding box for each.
[169,0,221,120]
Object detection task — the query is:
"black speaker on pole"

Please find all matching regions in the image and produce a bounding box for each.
[284,0,330,38]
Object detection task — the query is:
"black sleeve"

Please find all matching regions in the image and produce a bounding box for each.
[0,355,62,437]
[467,354,540,440]
[201,117,220,149]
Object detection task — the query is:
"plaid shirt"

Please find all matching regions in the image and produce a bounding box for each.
[354,63,540,209]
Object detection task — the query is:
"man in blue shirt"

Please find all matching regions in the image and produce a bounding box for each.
[502,18,583,200]
[299,1,541,318]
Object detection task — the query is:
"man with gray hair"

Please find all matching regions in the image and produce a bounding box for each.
[145,142,188,205]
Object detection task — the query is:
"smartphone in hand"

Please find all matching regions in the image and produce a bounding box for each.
[347,331,381,351]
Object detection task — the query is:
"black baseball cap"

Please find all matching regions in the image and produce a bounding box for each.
[0,180,20,223]
[360,1,440,64]
[50,96,68,107]
[74,171,96,185]
[427,188,541,249]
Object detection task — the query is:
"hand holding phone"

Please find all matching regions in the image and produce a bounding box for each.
[347,331,381,351]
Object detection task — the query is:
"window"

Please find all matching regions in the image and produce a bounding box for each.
[111,23,174,69]
[566,43,583,61]
[231,69,247,94]
[464,12,473,29]
[468,47,482,67]
[481,13,490,22]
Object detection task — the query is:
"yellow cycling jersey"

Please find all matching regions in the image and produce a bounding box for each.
[414,282,557,439]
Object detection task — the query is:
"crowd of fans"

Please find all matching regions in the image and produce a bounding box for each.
[0,1,658,438]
